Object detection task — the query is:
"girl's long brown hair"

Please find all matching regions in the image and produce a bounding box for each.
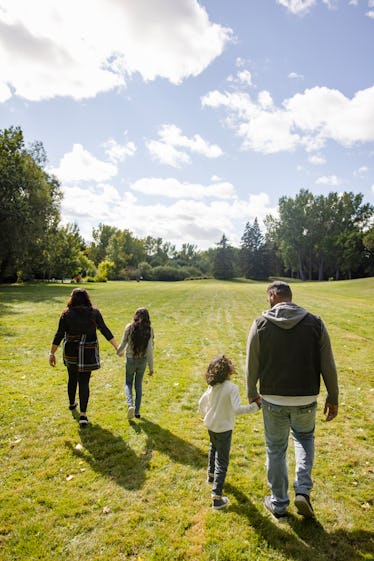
[130,308,152,357]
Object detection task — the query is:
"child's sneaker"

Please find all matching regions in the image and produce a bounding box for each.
[294,494,315,518]
[264,495,288,521]
[212,495,229,510]
[127,406,135,420]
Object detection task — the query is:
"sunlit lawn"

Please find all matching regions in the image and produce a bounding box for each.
[0,278,373,560]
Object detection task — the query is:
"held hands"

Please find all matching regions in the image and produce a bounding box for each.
[324,400,338,422]
[250,395,262,409]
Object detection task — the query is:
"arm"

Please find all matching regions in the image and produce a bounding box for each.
[146,329,154,375]
[116,324,131,356]
[320,321,339,421]
[246,320,261,402]
[231,384,259,415]
[95,309,115,341]
[49,315,65,367]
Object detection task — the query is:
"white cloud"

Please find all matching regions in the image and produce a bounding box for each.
[147,124,223,167]
[59,180,275,248]
[0,0,232,102]
[308,154,326,165]
[202,85,374,155]
[315,175,341,186]
[103,138,137,163]
[354,165,369,177]
[0,81,12,102]
[288,71,304,80]
[276,0,317,15]
[51,144,118,183]
[130,177,235,200]
[366,10,374,18]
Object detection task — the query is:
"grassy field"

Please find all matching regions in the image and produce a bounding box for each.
[0,278,373,561]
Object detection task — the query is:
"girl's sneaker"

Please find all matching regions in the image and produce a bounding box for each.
[212,495,229,510]
[79,415,88,426]
[127,406,135,420]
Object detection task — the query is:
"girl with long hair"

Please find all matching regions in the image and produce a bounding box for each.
[117,307,154,419]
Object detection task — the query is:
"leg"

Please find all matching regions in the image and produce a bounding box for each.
[77,371,91,413]
[125,359,136,407]
[207,437,216,480]
[290,402,316,497]
[67,365,78,406]
[262,400,291,514]
[134,359,147,415]
[209,430,232,497]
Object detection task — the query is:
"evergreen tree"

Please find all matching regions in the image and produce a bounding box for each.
[213,234,234,280]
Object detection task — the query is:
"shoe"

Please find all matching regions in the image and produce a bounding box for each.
[69,402,78,410]
[264,495,288,521]
[295,494,315,518]
[79,415,88,425]
[135,413,141,418]
[212,495,229,510]
[127,406,135,420]
[207,473,214,484]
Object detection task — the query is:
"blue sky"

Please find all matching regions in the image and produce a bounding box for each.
[0,0,373,249]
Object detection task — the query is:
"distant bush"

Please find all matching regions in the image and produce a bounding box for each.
[151,266,191,281]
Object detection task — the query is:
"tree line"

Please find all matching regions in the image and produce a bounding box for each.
[1,126,373,283]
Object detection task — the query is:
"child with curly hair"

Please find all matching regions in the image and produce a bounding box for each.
[199,355,260,510]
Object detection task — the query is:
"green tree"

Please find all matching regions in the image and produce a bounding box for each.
[241,218,266,279]
[213,234,234,280]
[0,126,61,281]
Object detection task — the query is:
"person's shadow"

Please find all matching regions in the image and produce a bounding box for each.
[133,418,206,469]
[225,483,374,561]
[65,421,150,490]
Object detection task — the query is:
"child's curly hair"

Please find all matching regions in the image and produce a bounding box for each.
[205,355,233,386]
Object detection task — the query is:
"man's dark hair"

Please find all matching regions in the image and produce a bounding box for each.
[267,281,292,299]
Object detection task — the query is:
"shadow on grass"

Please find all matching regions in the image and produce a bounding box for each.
[137,418,206,469]
[66,422,151,490]
[225,483,374,561]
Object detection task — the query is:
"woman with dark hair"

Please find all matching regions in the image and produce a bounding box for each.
[49,288,118,425]
[117,307,154,420]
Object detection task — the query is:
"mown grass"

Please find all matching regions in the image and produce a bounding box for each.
[0,278,373,561]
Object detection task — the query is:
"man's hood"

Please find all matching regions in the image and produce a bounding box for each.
[262,302,308,330]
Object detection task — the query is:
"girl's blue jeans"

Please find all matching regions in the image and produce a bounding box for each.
[125,357,147,415]
[207,429,232,497]
[262,399,317,514]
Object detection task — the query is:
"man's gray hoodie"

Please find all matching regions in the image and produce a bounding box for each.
[246,302,338,404]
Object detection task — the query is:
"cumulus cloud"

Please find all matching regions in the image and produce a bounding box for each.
[0,0,232,101]
[308,154,326,165]
[130,177,235,200]
[103,138,137,163]
[315,175,341,186]
[147,124,223,167]
[51,144,118,183]
[201,85,374,155]
[288,71,304,80]
[59,180,275,248]
[227,69,252,88]
[276,0,317,15]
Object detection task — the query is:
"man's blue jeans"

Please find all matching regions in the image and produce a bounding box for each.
[208,429,232,497]
[125,357,147,415]
[262,399,317,514]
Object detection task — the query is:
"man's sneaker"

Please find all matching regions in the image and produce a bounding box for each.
[212,495,229,510]
[264,495,288,521]
[79,415,89,426]
[127,406,135,420]
[294,494,315,518]
[207,473,214,484]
